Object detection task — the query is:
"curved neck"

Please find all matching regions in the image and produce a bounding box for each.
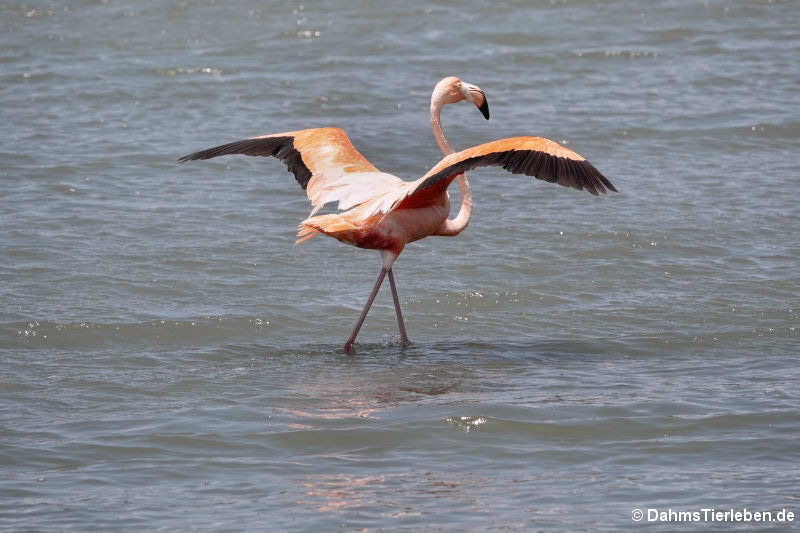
[430,99,454,156]
[430,94,472,236]
[436,174,472,236]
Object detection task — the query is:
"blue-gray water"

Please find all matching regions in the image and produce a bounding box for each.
[2,1,799,531]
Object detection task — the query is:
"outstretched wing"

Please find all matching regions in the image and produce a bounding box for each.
[399,137,616,208]
[178,127,404,214]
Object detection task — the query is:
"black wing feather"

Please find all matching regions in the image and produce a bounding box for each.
[178,136,312,189]
[419,149,616,195]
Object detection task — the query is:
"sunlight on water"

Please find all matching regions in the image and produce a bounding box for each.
[445,415,489,432]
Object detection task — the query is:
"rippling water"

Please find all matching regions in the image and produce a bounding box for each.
[2,1,798,531]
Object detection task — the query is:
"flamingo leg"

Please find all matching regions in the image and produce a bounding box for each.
[387,269,411,346]
[343,267,387,353]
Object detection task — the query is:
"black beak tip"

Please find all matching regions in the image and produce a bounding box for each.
[479,99,490,120]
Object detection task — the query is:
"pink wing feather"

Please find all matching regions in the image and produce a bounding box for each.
[179,127,405,215]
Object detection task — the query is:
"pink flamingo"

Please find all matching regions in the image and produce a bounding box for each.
[179,76,616,352]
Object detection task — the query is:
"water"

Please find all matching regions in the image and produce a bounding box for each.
[2,1,799,531]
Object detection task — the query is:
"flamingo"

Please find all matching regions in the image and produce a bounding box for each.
[179,76,616,352]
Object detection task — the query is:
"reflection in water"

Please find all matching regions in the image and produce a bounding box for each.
[299,474,384,512]
[282,404,375,427]
[297,472,485,515]
[279,363,469,427]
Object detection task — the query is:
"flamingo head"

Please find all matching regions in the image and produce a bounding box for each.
[433,76,490,120]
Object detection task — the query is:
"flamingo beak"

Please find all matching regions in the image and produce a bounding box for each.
[476,92,490,120]
[463,83,490,120]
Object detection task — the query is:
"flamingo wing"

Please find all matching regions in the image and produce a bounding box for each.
[403,137,616,206]
[178,127,404,214]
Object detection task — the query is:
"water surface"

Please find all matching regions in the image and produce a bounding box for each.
[1,1,798,531]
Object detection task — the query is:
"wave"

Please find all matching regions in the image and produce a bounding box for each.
[2,316,273,350]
